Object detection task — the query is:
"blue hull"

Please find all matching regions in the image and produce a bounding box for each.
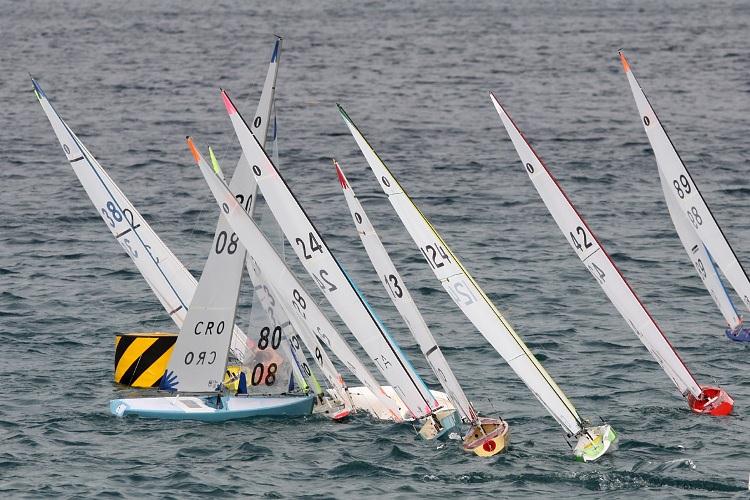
[725,327,750,342]
[434,410,460,440]
[110,395,315,422]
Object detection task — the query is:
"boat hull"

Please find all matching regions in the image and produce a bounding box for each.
[725,327,750,342]
[418,409,460,440]
[573,424,617,462]
[110,394,315,421]
[462,417,510,457]
[687,386,733,416]
[343,386,454,422]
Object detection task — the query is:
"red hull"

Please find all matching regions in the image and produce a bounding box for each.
[687,386,733,416]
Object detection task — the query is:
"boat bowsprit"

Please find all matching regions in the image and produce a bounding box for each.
[725,326,750,343]
[687,386,734,416]
[110,394,315,421]
[573,424,618,462]
[462,417,510,457]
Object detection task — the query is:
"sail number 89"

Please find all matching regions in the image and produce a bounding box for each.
[673,175,691,199]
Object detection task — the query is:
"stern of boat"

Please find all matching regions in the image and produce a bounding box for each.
[725,326,750,342]
[573,424,617,462]
[418,409,460,440]
[688,386,733,416]
[461,417,510,457]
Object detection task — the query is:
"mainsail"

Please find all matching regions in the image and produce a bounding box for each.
[333,160,478,424]
[619,52,748,331]
[219,90,439,419]
[490,92,727,408]
[188,139,396,417]
[337,105,587,438]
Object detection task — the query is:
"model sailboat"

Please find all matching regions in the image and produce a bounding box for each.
[337,105,614,461]
[619,52,750,342]
[209,89,462,435]
[332,159,492,442]
[490,91,733,417]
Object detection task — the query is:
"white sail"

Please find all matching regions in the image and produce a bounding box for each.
[247,256,353,406]
[490,92,702,398]
[660,173,742,329]
[188,139,400,418]
[338,105,586,437]
[620,52,750,320]
[333,160,477,423]
[164,38,294,393]
[220,91,439,420]
[31,39,286,366]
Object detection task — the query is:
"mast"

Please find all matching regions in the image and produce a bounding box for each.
[333,159,478,424]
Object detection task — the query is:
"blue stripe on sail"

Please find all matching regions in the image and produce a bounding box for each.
[31,78,47,99]
[341,268,435,404]
[45,93,189,312]
[705,244,740,318]
[271,39,280,63]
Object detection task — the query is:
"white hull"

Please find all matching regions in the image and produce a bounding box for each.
[343,386,454,422]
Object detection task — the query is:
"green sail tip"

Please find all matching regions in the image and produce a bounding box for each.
[208,146,222,175]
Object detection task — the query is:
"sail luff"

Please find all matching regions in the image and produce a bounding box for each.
[338,104,586,436]
[490,91,702,398]
[219,91,438,419]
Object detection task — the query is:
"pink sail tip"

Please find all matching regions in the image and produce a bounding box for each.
[220,90,236,115]
[333,159,349,189]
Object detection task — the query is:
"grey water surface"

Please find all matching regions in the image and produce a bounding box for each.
[2,0,750,497]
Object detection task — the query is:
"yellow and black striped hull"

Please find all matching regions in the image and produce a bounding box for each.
[114,332,177,388]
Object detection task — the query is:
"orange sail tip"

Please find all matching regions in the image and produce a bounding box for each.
[221,90,236,115]
[186,137,201,163]
[618,51,631,72]
[333,159,348,189]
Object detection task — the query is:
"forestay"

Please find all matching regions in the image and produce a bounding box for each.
[338,105,586,437]
[490,91,702,398]
[219,91,438,420]
[620,52,750,325]
[334,160,477,423]
[189,140,394,416]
